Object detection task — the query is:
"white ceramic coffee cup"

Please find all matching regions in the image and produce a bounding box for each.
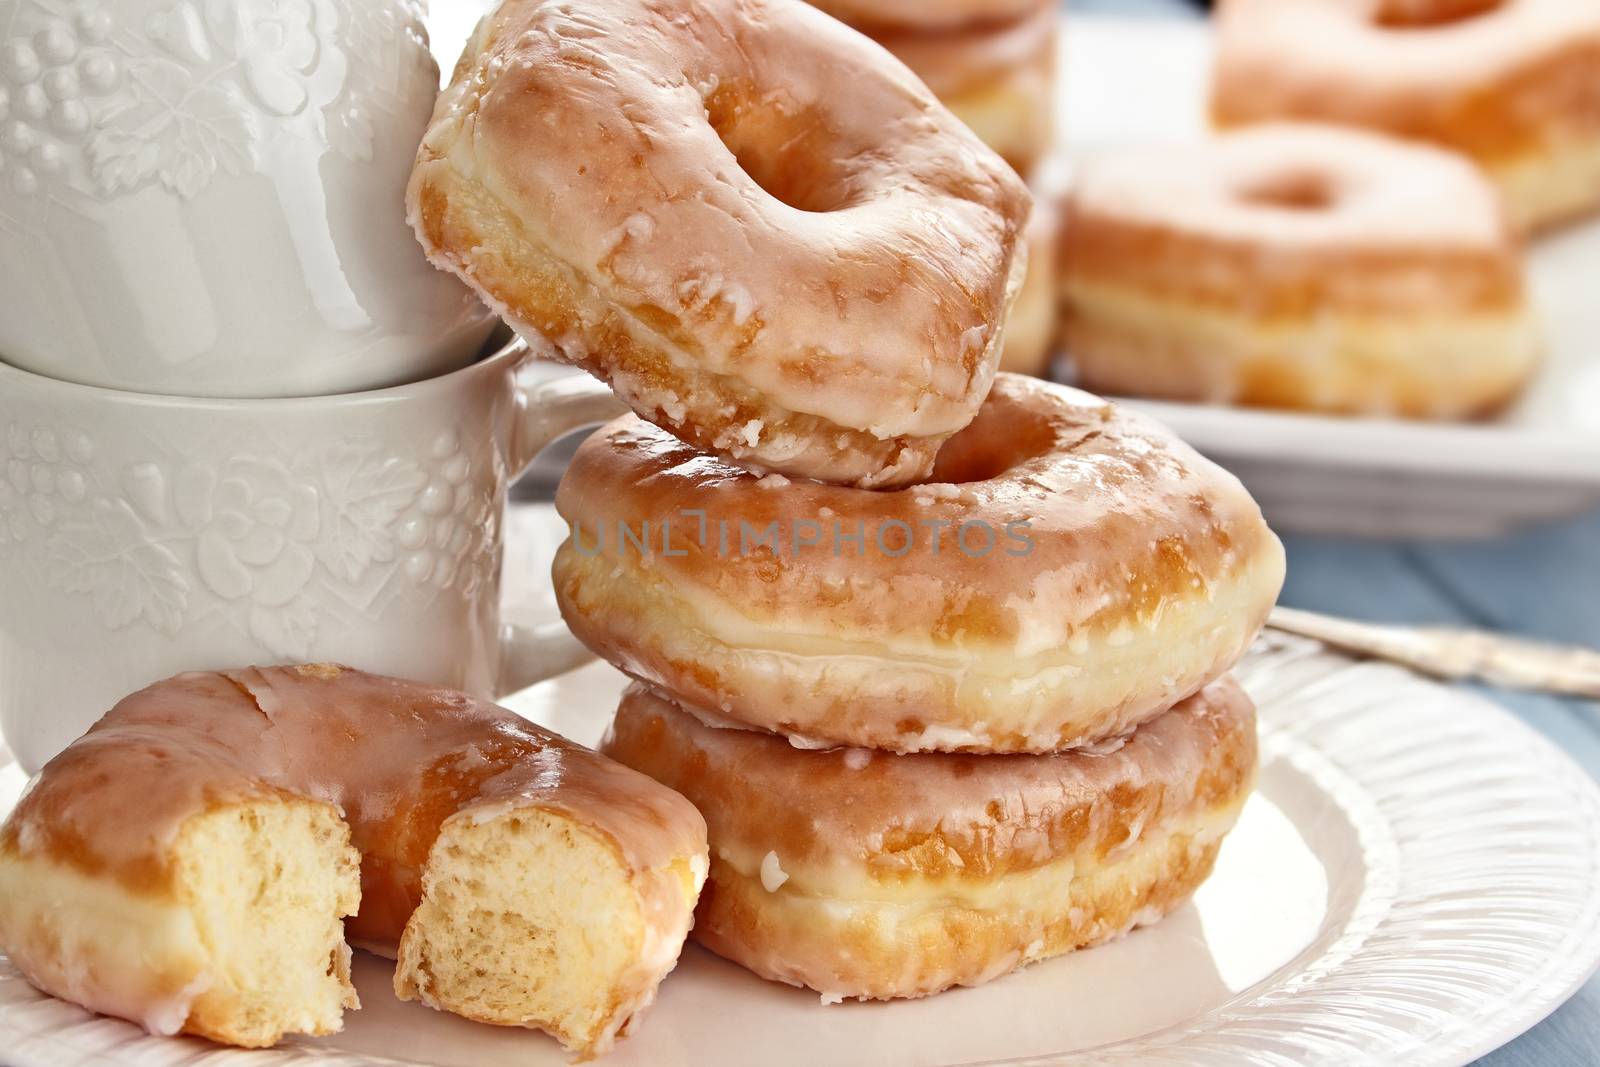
[0,337,624,772]
[0,0,497,397]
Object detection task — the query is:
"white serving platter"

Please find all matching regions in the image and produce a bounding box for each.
[1058,16,1600,539]
[3,631,1600,1067]
[6,8,1598,1067]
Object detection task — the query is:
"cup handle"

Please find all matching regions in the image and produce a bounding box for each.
[509,358,630,476]
[495,351,628,696]
[497,618,597,698]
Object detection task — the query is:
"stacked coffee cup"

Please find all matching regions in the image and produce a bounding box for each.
[0,0,621,773]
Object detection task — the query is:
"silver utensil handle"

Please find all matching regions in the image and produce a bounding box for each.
[1267,607,1600,701]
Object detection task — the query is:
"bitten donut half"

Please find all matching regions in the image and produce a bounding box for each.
[603,678,1258,1000]
[408,0,1031,489]
[0,666,708,1057]
[555,374,1284,753]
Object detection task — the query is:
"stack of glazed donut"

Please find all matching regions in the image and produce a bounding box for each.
[806,0,1064,379]
[573,378,1284,1000]
[410,0,1286,1003]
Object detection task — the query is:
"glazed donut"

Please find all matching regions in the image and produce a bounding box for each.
[1212,0,1600,233]
[872,2,1059,174]
[0,666,707,1056]
[1059,124,1540,417]
[602,677,1257,1000]
[999,192,1060,378]
[807,0,1047,33]
[408,0,1031,489]
[554,373,1284,753]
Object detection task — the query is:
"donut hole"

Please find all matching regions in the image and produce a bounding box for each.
[1373,0,1502,28]
[1237,171,1339,213]
[929,403,1058,484]
[703,85,858,213]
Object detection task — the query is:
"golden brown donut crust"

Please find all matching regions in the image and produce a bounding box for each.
[555,374,1284,752]
[1212,0,1600,231]
[408,0,1031,489]
[602,677,1257,998]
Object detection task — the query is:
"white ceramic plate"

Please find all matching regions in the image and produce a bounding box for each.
[3,634,1600,1067]
[1056,17,1600,539]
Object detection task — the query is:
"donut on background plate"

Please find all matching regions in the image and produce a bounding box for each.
[1212,0,1600,233]
[871,2,1059,176]
[1058,124,1540,418]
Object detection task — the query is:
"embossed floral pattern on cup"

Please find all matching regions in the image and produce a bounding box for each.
[0,417,499,660]
[0,0,430,200]
[0,422,94,545]
[391,429,505,601]
[181,458,319,601]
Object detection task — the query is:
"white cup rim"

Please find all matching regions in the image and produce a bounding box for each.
[0,332,530,411]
